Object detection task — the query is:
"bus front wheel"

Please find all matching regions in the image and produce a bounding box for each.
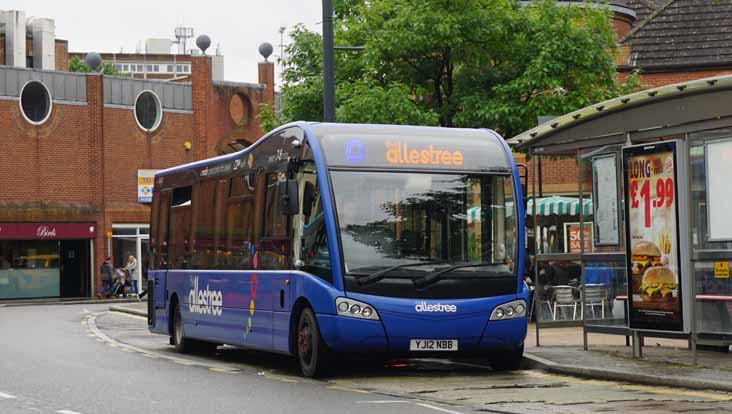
[489,345,524,371]
[296,308,329,377]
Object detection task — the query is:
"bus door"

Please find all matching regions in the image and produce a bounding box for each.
[150,189,171,329]
[261,171,295,352]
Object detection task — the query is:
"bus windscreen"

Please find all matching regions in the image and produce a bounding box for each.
[331,170,518,299]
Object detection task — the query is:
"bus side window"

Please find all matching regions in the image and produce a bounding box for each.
[169,186,193,269]
[225,175,255,269]
[192,180,216,269]
[261,172,291,270]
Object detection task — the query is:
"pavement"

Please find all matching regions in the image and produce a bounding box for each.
[112,302,732,395]
[0,296,141,307]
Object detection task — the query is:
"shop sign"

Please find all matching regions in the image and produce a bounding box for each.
[138,170,159,203]
[563,222,593,253]
[0,223,96,240]
[623,141,684,332]
[714,262,730,279]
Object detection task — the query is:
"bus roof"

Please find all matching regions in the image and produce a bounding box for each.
[156,122,512,178]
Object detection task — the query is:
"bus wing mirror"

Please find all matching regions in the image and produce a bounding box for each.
[517,163,528,204]
[303,182,315,218]
[279,179,300,216]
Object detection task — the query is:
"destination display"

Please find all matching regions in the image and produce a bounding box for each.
[623,141,684,332]
[318,133,511,172]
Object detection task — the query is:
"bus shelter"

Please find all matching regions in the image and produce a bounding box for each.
[509,75,732,359]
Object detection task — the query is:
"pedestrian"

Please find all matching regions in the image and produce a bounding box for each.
[113,268,127,298]
[99,257,114,298]
[125,255,138,295]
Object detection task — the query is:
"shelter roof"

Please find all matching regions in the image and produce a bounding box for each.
[508,73,732,151]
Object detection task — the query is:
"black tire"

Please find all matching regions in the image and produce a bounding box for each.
[172,302,195,353]
[489,345,524,371]
[296,307,329,377]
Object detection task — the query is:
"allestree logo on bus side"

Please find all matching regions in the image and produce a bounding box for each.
[188,276,224,316]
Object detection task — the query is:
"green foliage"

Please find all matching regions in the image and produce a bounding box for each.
[257,103,283,132]
[278,0,633,137]
[336,81,439,125]
[68,56,126,77]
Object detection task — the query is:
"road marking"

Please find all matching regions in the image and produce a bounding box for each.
[109,311,147,320]
[416,403,464,414]
[358,401,463,413]
[0,392,16,399]
[327,385,371,394]
[84,312,254,376]
[524,370,732,401]
[208,367,240,374]
[57,410,82,414]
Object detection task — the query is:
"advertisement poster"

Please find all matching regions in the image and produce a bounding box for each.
[592,155,620,245]
[564,222,593,253]
[623,142,683,331]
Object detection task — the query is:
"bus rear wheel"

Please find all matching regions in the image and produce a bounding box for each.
[296,308,329,377]
[172,303,218,354]
[172,302,197,353]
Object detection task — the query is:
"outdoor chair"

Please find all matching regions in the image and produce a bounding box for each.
[553,285,581,320]
[583,283,608,320]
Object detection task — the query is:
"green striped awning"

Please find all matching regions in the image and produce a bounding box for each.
[526,196,592,217]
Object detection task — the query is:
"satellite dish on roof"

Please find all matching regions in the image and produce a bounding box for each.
[85,52,102,71]
[258,42,273,61]
[196,34,211,55]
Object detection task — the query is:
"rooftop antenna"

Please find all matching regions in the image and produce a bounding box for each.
[174,26,194,54]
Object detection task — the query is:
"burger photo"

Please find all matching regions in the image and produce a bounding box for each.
[630,241,663,293]
[638,266,678,311]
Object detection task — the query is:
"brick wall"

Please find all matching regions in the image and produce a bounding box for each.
[55,40,68,71]
[513,152,588,195]
[0,55,269,296]
[618,69,732,88]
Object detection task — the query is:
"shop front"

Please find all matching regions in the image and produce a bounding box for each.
[110,224,149,294]
[0,223,96,300]
[510,74,732,357]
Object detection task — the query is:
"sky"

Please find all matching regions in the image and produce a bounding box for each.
[3,0,323,86]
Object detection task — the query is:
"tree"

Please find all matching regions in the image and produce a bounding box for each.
[68,56,126,77]
[267,0,639,137]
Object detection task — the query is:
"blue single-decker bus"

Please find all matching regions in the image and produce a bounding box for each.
[147,122,529,377]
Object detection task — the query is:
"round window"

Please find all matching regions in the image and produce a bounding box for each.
[134,90,162,132]
[20,81,52,125]
[229,93,251,126]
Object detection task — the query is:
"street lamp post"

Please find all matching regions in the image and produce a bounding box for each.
[322,0,336,122]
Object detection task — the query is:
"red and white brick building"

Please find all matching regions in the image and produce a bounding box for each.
[0,11,275,300]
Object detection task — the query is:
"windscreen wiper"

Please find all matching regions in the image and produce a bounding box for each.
[356,261,448,287]
[413,262,507,289]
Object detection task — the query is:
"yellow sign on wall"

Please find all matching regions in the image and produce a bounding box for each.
[714,261,730,279]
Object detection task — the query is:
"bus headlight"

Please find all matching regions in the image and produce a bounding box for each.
[336,297,380,320]
[490,300,527,321]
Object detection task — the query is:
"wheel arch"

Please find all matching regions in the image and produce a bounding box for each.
[288,297,313,355]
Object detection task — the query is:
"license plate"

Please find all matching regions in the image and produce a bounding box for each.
[409,339,458,351]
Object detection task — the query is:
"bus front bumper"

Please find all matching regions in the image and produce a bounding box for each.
[317,313,527,355]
